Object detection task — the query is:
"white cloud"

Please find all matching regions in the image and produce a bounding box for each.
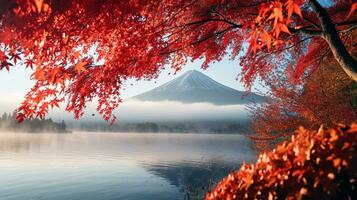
[0,92,251,122]
[112,100,250,122]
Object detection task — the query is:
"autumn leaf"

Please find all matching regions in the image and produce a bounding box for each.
[261,31,272,50]
[0,51,7,61]
[72,51,81,60]
[286,0,302,19]
[280,24,291,34]
[25,59,35,69]
[286,0,295,19]
[16,113,25,123]
[75,61,87,74]
[333,158,341,168]
[31,0,51,14]
[50,100,60,108]
[293,4,302,18]
[347,2,357,19]
[1,61,13,71]
[275,23,291,37]
[33,0,44,13]
[32,68,46,80]
[269,4,284,29]
[10,53,21,64]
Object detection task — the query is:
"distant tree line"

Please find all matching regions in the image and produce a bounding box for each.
[0,112,68,133]
[77,120,252,134]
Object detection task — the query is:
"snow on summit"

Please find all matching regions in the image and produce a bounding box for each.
[131,70,266,105]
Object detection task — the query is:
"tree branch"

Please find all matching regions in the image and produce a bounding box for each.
[171,18,242,30]
[160,26,236,55]
[340,24,357,34]
[302,16,320,29]
[309,0,357,81]
[290,27,322,36]
[336,20,357,26]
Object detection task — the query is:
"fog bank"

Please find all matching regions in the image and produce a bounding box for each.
[77,100,251,122]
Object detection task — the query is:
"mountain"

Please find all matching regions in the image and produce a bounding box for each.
[131,70,266,105]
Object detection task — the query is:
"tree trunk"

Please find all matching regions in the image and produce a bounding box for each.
[310,0,357,82]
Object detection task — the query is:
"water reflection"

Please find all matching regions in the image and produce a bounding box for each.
[143,160,237,199]
[0,133,255,200]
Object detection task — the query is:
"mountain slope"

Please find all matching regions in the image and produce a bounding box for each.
[131,70,265,105]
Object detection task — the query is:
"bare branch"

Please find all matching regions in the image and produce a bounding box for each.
[290,27,323,36]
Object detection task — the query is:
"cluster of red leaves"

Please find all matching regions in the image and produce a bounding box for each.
[1,0,172,123]
[0,0,356,122]
[239,0,357,89]
[248,0,303,54]
[206,123,357,200]
[250,56,356,151]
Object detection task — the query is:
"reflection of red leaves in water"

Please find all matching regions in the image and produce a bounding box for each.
[206,124,357,200]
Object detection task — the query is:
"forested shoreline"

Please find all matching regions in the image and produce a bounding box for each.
[75,120,252,134]
[0,113,69,133]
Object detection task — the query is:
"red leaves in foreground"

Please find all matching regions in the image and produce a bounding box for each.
[206,124,357,200]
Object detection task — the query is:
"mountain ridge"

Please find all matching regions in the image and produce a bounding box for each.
[131,70,266,105]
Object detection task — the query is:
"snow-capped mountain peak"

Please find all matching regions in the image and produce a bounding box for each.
[131,70,265,105]
[156,70,233,91]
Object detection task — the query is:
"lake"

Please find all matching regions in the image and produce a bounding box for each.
[0,132,256,200]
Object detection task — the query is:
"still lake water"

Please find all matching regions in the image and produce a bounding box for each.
[0,132,256,200]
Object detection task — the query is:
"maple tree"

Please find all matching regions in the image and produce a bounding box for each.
[0,0,356,121]
[206,123,357,200]
[249,56,357,151]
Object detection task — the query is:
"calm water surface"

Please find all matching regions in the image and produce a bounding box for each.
[0,132,256,200]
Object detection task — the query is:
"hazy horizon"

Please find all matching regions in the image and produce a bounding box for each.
[0,56,266,123]
[0,54,265,121]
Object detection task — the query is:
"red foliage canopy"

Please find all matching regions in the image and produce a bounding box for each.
[206,124,357,200]
[249,56,357,151]
[0,0,356,122]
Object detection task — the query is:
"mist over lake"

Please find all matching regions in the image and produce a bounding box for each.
[0,68,262,200]
[0,132,255,200]
[0,69,259,199]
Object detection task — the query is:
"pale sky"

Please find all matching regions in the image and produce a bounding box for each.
[0,58,263,123]
[0,54,267,116]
